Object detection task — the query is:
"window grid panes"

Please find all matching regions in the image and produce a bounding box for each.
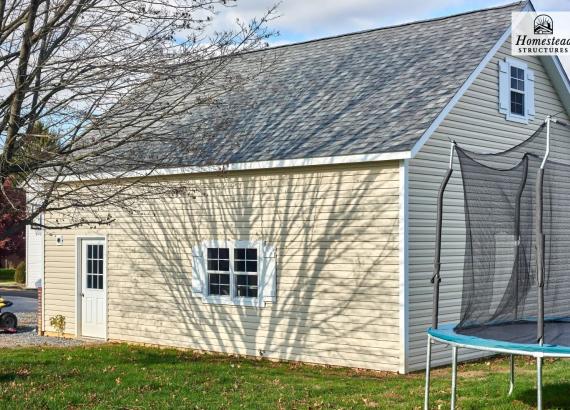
[234,248,258,298]
[510,66,525,116]
[510,66,525,91]
[511,91,525,116]
[206,246,259,299]
[207,248,230,296]
[86,244,104,290]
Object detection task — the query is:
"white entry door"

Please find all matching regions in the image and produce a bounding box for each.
[81,239,106,338]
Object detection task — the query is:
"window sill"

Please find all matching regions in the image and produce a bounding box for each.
[201,295,261,307]
[505,112,530,124]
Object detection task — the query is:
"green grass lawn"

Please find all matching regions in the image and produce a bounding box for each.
[0,344,569,409]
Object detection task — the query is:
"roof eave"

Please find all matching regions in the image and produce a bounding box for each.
[62,150,412,182]
[68,3,544,181]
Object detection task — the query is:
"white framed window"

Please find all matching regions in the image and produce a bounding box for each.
[499,57,535,124]
[233,247,259,298]
[206,247,231,296]
[191,240,276,307]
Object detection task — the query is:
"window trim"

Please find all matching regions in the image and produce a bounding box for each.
[201,239,262,307]
[501,57,534,124]
[509,65,525,117]
[506,58,528,123]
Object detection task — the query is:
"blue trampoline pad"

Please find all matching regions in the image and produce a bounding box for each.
[428,321,570,356]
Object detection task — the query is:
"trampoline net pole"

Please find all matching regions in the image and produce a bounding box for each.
[424,335,432,410]
[536,116,550,345]
[431,143,454,329]
[537,356,543,410]
[451,345,458,410]
[536,167,545,345]
[508,355,515,396]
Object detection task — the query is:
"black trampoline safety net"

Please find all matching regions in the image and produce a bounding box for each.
[451,121,570,346]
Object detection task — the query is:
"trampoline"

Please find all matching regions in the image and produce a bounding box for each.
[424,116,570,410]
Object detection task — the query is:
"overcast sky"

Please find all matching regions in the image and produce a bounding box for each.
[215,0,570,74]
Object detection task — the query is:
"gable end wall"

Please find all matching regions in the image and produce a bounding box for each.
[407,38,570,372]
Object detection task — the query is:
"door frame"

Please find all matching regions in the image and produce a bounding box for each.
[75,235,108,339]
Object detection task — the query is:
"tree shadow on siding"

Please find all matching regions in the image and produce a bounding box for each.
[114,160,400,371]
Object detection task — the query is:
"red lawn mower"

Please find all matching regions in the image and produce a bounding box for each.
[0,297,17,333]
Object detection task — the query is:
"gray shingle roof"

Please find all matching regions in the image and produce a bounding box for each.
[163,2,525,166]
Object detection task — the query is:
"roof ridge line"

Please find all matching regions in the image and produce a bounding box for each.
[246,1,525,55]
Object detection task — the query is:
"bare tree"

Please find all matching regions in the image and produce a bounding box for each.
[0,0,276,238]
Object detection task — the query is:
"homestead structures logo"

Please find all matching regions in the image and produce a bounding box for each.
[534,14,553,35]
[512,12,570,56]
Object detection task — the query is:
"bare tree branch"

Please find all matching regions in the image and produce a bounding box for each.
[0,0,278,239]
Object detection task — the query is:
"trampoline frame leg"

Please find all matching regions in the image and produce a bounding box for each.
[424,335,432,410]
[537,356,543,410]
[508,355,515,396]
[451,345,458,410]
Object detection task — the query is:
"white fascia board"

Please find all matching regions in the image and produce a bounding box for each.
[62,150,411,182]
[540,55,570,118]
[530,0,570,118]
[410,26,513,158]
[398,159,409,374]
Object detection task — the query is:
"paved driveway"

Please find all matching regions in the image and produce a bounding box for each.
[0,288,37,313]
[2,296,37,313]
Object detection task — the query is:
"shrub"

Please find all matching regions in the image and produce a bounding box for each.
[49,315,66,337]
[14,261,25,284]
[0,268,15,281]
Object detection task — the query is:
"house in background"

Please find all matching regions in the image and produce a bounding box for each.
[26,223,43,288]
[38,1,570,373]
[0,254,23,270]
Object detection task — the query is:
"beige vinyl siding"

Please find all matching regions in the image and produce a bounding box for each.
[407,38,570,371]
[43,161,402,371]
[43,242,76,332]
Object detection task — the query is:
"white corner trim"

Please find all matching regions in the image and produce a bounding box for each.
[61,151,411,182]
[410,26,513,158]
[41,229,45,333]
[74,235,79,337]
[398,159,409,374]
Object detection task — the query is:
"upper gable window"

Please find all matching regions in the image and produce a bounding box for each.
[510,66,525,116]
[499,58,535,124]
